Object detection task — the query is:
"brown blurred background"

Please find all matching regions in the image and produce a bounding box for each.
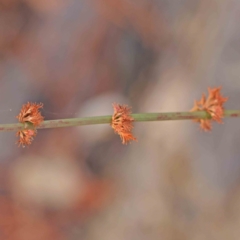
[0,0,240,239]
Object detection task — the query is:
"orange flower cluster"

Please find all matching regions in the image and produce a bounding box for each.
[16,129,37,147]
[111,103,137,144]
[17,102,44,126]
[16,102,44,147]
[191,87,228,131]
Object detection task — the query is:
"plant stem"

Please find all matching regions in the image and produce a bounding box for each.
[0,110,239,132]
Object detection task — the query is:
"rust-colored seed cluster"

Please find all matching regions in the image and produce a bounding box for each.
[16,102,44,147]
[191,87,228,131]
[111,103,137,144]
[16,129,37,147]
[17,102,44,126]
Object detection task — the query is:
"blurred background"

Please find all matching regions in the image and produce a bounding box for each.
[0,0,240,239]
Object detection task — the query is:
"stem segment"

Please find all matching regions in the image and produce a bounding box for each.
[0,110,239,132]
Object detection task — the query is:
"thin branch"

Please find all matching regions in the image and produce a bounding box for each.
[0,110,239,132]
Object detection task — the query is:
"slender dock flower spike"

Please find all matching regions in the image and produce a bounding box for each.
[16,102,44,147]
[111,103,137,144]
[191,87,228,131]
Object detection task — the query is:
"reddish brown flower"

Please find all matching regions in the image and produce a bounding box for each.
[16,102,44,147]
[16,129,37,147]
[111,103,137,144]
[191,87,228,131]
[16,102,44,127]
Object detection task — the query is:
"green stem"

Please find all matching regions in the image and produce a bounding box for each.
[0,110,239,132]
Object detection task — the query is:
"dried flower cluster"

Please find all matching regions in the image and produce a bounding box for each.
[17,102,44,126]
[111,103,137,144]
[16,102,44,147]
[191,87,228,131]
[16,129,37,147]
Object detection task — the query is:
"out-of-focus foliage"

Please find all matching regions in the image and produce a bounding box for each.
[0,0,240,239]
